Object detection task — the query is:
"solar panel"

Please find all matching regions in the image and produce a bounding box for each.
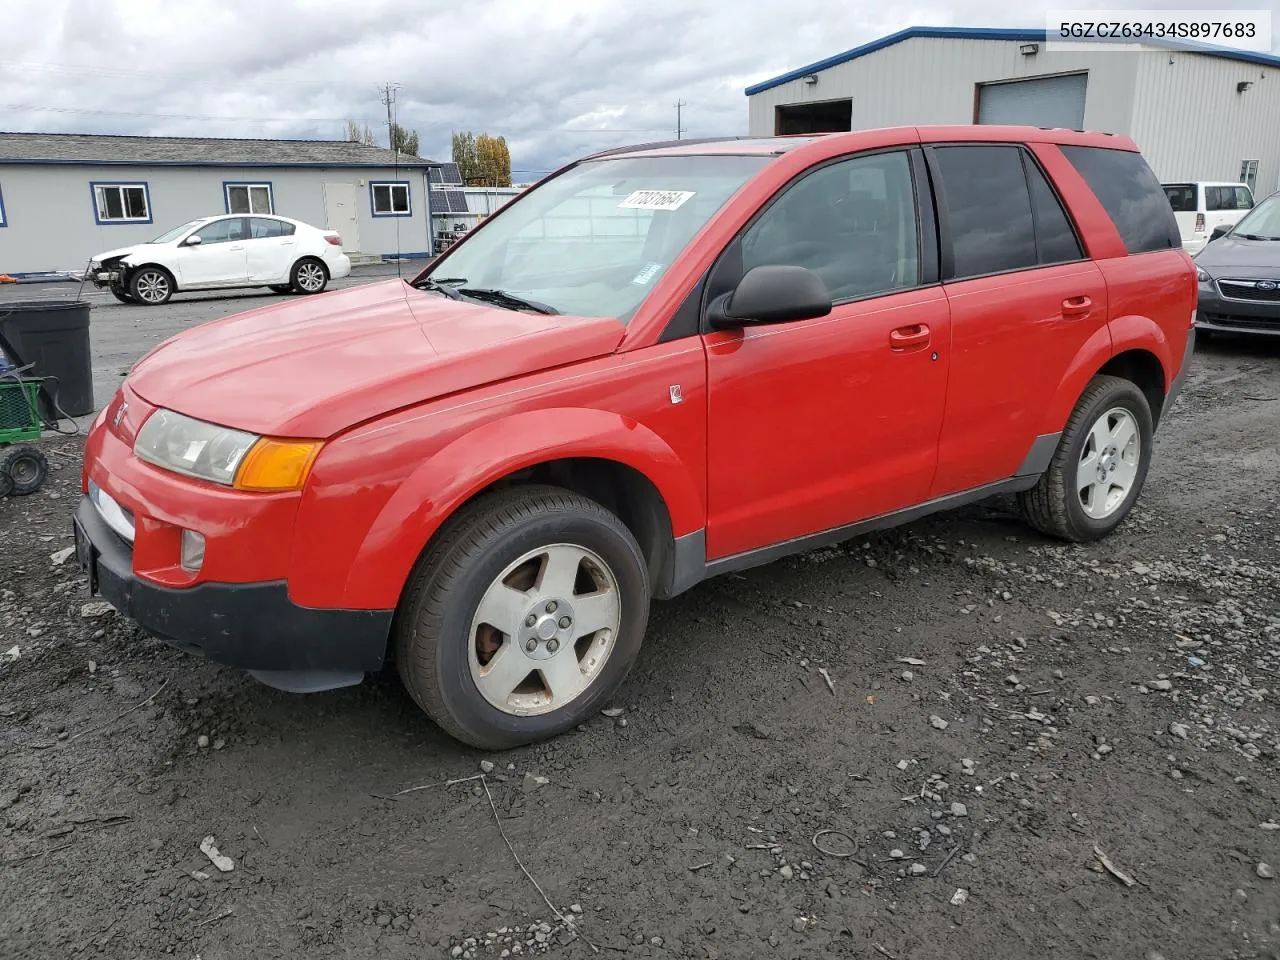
[427,190,451,214]
[440,162,463,185]
[427,166,444,184]
[446,190,469,213]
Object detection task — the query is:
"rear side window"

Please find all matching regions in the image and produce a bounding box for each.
[933,145,1036,278]
[1205,186,1232,211]
[1022,154,1084,264]
[1059,145,1180,254]
[1163,184,1196,212]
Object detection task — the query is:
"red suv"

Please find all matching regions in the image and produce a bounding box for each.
[75,126,1197,749]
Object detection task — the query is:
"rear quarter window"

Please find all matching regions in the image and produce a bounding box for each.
[1061,146,1180,255]
[1162,184,1196,212]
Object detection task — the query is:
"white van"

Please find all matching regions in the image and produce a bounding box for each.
[1162,181,1255,254]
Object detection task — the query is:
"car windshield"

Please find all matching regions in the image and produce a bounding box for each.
[149,220,204,244]
[419,153,771,320]
[1229,193,1280,240]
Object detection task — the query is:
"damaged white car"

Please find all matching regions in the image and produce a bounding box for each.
[86,214,351,305]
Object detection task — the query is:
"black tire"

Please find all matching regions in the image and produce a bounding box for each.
[290,258,328,295]
[1018,374,1153,542]
[394,485,651,750]
[0,446,49,496]
[269,284,293,294]
[110,287,134,304]
[129,266,174,305]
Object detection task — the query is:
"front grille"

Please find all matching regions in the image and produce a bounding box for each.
[1218,279,1280,303]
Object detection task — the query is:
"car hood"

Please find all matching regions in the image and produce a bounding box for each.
[124,279,626,437]
[92,244,147,263]
[1196,235,1280,275]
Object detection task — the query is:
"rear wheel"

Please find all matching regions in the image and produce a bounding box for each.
[394,485,650,750]
[129,267,174,305]
[0,446,49,496]
[290,258,328,294]
[1018,375,1153,542]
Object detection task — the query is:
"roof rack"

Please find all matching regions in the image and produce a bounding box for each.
[585,136,751,160]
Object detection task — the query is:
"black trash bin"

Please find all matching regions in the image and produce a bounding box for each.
[0,299,94,418]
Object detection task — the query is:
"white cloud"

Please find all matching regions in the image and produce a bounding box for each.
[2,0,1276,174]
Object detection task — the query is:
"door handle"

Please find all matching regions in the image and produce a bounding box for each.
[228,245,244,251]
[1062,295,1092,318]
[889,324,931,351]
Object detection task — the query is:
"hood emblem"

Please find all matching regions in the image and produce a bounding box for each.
[112,401,128,428]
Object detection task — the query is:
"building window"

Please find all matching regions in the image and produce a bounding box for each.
[1240,159,1259,196]
[92,182,151,224]
[370,181,411,217]
[225,182,274,215]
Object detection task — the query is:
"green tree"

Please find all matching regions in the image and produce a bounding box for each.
[345,120,376,146]
[451,130,479,182]
[390,122,420,157]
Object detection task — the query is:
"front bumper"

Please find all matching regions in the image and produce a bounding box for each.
[73,494,392,691]
[1197,284,1280,336]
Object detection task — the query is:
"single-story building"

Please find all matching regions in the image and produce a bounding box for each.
[746,26,1280,196]
[0,133,468,275]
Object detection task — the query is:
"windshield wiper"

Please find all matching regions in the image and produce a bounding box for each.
[412,276,467,299]
[458,287,560,315]
[1235,233,1280,241]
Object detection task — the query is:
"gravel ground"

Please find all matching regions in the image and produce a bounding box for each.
[0,312,1278,960]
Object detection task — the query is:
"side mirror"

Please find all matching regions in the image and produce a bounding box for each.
[1209,225,1230,241]
[184,235,203,246]
[708,264,832,329]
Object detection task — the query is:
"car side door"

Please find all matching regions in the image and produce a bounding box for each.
[244,217,296,282]
[702,147,952,560]
[176,217,249,287]
[924,142,1109,499]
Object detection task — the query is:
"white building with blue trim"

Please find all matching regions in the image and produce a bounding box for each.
[746,26,1280,198]
[0,133,465,275]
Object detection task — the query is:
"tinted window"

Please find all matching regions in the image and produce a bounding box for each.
[1023,155,1083,264]
[195,218,246,244]
[249,217,284,239]
[740,150,919,302]
[934,145,1036,279]
[1234,186,1254,210]
[1163,184,1196,212]
[1060,146,1179,254]
[1205,186,1230,211]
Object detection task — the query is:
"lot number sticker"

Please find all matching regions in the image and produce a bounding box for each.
[619,190,695,211]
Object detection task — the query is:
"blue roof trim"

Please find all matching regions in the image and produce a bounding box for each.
[744,25,1280,95]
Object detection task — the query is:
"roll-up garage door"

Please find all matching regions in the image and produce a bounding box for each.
[977,73,1087,129]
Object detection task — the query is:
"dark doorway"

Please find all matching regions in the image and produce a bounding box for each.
[775,99,853,135]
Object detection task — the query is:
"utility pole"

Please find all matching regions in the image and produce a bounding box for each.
[380,82,400,152]
[675,99,686,140]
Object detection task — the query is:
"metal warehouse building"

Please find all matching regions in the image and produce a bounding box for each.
[747,26,1280,197]
[0,134,468,275]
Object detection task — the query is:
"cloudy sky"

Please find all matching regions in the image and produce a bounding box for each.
[3,0,1277,176]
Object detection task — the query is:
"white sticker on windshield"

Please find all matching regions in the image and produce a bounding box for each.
[618,189,695,211]
[632,262,662,285]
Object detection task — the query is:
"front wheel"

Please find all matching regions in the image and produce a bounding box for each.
[394,485,651,750]
[290,258,328,294]
[129,267,173,305]
[1018,374,1153,542]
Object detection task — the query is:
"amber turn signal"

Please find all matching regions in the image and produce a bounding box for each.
[233,438,323,491]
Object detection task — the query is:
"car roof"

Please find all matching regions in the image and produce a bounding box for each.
[593,126,1137,162]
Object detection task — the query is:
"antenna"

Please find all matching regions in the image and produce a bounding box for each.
[385,83,404,279]
[675,99,686,140]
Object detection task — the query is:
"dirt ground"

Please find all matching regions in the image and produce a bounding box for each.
[1,334,1278,960]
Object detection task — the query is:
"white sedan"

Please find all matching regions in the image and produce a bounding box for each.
[86,214,352,305]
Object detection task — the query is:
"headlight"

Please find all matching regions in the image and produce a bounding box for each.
[134,410,258,485]
[1196,268,1211,283]
[133,409,323,491]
